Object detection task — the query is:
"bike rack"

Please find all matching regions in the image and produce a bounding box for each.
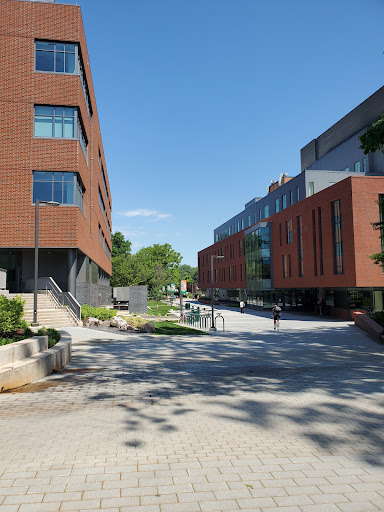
[215,313,225,332]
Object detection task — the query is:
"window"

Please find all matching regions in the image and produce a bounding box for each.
[259,208,262,221]
[318,207,323,276]
[34,106,88,159]
[286,219,293,244]
[228,226,231,236]
[288,254,292,278]
[343,167,350,172]
[275,198,279,213]
[237,221,240,232]
[332,200,343,274]
[35,41,92,115]
[282,255,287,278]
[33,171,84,212]
[98,187,110,231]
[312,210,317,276]
[215,233,219,242]
[35,41,76,73]
[241,219,244,230]
[297,216,303,276]
[248,215,251,227]
[363,157,367,173]
[296,186,300,202]
[282,194,287,209]
[279,223,282,246]
[225,229,228,238]
[240,263,243,281]
[354,161,361,173]
[239,239,243,257]
[228,266,231,282]
[308,182,314,196]
[290,190,293,205]
[100,164,111,210]
[264,204,269,218]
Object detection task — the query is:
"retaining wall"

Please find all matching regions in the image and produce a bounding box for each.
[0,333,71,392]
[353,312,384,344]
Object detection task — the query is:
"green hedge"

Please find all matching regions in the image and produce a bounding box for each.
[368,311,384,328]
[81,304,117,321]
[0,295,24,337]
[37,327,61,348]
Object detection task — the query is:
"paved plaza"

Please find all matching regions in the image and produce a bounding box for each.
[1,306,384,511]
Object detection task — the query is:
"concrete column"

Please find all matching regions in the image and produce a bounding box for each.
[374,291,383,312]
[67,249,77,297]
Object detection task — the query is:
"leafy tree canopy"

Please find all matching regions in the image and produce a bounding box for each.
[111,231,132,257]
[359,112,384,155]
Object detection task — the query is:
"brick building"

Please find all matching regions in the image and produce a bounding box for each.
[0,0,112,306]
[198,87,384,318]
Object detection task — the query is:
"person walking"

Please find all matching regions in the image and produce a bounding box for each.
[240,300,245,314]
[272,304,282,330]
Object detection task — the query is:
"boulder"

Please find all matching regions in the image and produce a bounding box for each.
[141,322,155,333]
[100,320,111,327]
[85,317,101,327]
[110,316,128,330]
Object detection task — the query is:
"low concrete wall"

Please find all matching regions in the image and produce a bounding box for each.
[0,332,71,392]
[353,312,384,344]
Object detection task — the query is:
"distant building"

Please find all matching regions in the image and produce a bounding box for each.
[198,87,384,318]
[0,0,113,306]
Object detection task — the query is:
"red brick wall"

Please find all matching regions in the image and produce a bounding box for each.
[198,230,247,290]
[0,0,112,275]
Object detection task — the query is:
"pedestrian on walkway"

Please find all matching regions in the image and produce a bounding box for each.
[272,304,282,330]
[240,300,245,314]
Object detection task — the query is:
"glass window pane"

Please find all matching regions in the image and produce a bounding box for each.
[54,116,63,137]
[35,106,53,115]
[53,172,63,181]
[65,43,76,53]
[33,181,52,203]
[53,182,63,203]
[36,50,54,71]
[34,116,53,137]
[65,107,75,117]
[55,107,64,116]
[64,117,74,138]
[63,172,74,182]
[34,171,53,181]
[65,52,75,73]
[55,43,64,52]
[36,41,55,51]
[63,182,74,204]
[55,52,64,72]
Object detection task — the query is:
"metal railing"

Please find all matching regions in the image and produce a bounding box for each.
[44,277,81,323]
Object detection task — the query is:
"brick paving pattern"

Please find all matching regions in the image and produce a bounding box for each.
[1,307,384,511]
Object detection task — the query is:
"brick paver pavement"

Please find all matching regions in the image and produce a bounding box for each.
[1,306,384,511]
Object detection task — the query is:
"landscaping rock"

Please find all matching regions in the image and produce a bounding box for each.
[85,317,101,327]
[100,320,111,327]
[110,316,128,330]
[141,322,155,333]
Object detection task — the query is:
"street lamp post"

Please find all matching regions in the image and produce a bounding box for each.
[209,254,224,331]
[32,199,59,326]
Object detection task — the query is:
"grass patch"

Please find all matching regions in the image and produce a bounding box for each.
[154,320,207,336]
[146,301,178,317]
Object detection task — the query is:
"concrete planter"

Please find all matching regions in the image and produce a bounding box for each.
[0,333,71,392]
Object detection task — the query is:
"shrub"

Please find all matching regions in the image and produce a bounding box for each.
[368,310,384,328]
[37,327,61,347]
[121,314,148,329]
[0,295,25,336]
[81,304,117,321]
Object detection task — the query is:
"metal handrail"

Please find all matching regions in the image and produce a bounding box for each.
[44,277,81,322]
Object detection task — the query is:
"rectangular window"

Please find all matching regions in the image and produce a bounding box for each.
[308,182,314,196]
[98,187,110,230]
[241,219,244,230]
[248,214,251,227]
[275,198,279,213]
[239,239,243,257]
[354,161,361,173]
[228,226,231,236]
[279,223,282,246]
[237,221,240,232]
[228,266,231,282]
[318,207,323,276]
[282,255,287,278]
[259,208,262,221]
[230,244,233,259]
[286,219,293,244]
[290,190,293,205]
[296,186,300,202]
[297,216,303,276]
[33,171,84,213]
[101,164,111,211]
[35,41,76,74]
[215,233,219,242]
[312,209,317,276]
[344,167,350,172]
[282,194,287,209]
[240,263,243,281]
[332,200,343,274]
[225,229,228,238]
[34,105,88,159]
[264,204,269,218]
[288,254,292,278]
[363,157,367,173]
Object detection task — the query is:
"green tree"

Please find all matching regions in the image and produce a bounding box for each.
[111,231,132,257]
[369,197,384,268]
[359,112,384,155]
[178,264,198,285]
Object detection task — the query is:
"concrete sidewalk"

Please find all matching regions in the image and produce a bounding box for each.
[1,309,384,511]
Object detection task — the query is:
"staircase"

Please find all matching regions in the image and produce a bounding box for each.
[8,292,80,328]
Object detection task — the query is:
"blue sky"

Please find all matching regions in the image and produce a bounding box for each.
[71,0,383,266]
